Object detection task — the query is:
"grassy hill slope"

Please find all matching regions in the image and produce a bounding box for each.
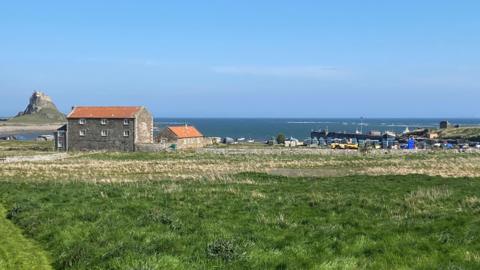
[439,127,480,141]
[7,108,66,124]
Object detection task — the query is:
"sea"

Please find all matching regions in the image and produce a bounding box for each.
[5,118,480,141]
[155,118,480,141]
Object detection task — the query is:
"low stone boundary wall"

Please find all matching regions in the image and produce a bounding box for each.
[135,143,168,152]
[136,138,213,152]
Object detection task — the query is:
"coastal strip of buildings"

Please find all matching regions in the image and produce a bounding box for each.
[309,121,477,150]
[52,105,480,152]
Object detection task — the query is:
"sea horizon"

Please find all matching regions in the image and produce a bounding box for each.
[154,117,480,141]
[5,117,480,141]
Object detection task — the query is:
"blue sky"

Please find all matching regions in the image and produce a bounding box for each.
[1,1,480,118]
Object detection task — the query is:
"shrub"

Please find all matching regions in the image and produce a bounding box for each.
[143,209,182,231]
[206,239,237,261]
[6,203,23,220]
[276,133,286,144]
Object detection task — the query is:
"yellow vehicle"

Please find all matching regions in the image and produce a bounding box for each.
[330,143,359,150]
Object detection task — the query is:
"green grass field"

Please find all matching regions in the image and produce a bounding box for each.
[0,205,51,270]
[1,141,480,269]
[1,174,480,269]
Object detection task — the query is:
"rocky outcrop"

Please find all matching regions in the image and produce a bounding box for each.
[17,91,58,116]
[9,91,66,123]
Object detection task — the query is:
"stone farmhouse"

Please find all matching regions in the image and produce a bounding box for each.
[55,106,153,151]
[156,125,210,149]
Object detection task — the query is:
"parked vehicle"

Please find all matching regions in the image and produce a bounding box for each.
[459,144,470,150]
[331,143,359,150]
[223,137,235,144]
[443,143,454,149]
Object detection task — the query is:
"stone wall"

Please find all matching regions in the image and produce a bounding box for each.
[156,128,177,142]
[175,137,212,149]
[67,118,135,151]
[134,107,153,144]
[135,143,168,152]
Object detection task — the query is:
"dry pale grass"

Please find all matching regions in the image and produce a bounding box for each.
[460,196,480,213]
[356,155,480,177]
[250,190,266,199]
[405,186,452,211]
[464,251,480,263]
[1,148,480,182]
[463,196,480,207]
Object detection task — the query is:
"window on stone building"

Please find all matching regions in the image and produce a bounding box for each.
[79,119,86,125]
[123,130,130,137]
[79,130,86,136]
[101,130,108,137]
[123,119,129,125]
[101,119,107,125]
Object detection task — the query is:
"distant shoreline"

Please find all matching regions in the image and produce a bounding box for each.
[0,123,65,135]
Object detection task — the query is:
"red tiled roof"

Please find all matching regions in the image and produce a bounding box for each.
[168,126,203,138]
[67,106,142,119]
